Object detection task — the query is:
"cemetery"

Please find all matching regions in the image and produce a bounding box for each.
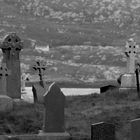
[0,32,140,140]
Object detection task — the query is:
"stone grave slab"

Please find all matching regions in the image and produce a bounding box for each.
[121,73,139,88]
[3,133,70,140]
[131,118,140,140]
[91,122,115,140]
[0,33,23,99]
[0,63,10,96]
[42,82,67,133]
[32,82,50,103]
[21,73,30,92]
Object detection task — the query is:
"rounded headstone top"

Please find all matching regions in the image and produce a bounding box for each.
[44,82,64,97]
[0,33,23,50]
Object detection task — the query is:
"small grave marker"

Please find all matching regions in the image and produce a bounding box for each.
[0,33,23,98]
[43,82,65,132]
[32,60,46,88]
[0,63,10,95]
[131,118,140,140]
[32,60,48,103]
[91,122,115,140]
[21,73,30,92]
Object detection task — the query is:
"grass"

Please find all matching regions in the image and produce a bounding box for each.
[0,89,140,140]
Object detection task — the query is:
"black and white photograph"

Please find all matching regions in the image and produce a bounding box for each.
[0,0,140,140]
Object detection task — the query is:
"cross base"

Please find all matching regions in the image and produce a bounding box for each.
[38,131,70,140]
[120,73,140,88]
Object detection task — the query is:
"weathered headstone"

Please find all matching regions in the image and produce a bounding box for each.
[32,60,46,88]
[131,118,140,140]
[91,122,115,140]
[43,82,65,132]
[0,63,13,112]
[32,60,49,103]
[0,63,10,95]
[120,39,139,93]
[0,33,23,98]
[21,73,30,92]
[39,82,70,139]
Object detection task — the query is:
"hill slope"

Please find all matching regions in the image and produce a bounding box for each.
[0,0,140,82]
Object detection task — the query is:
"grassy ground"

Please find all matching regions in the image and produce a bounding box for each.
[0,89,140,140]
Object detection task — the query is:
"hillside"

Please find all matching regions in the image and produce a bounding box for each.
[0,0,140,83]
[0,90,140,140]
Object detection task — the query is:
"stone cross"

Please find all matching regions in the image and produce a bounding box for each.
[0,33,23,98]
[0,63,10,95]
[43,82,65,133]
[32,60,47,88]
[125,38,139,73]
[91,122,115,140]
[131,118,140,140]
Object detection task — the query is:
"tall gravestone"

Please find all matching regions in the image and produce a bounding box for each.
[0,63,10,95]
[39,82,69,139]
[91,122,115,140]
[0,63,13,112]
[43,82,65,132]
[0,33,23,98]
[120,38,139,92]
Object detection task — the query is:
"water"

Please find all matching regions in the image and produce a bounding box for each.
[61,88,100,96]
[21,87,100,103]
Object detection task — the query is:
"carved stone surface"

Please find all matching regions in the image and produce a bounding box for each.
[32,60,48,103]
[43,82,65,133]
[121,74,137,88]
[131,118,140,140]
[32,82,50,104]
[91,122,115,140]
[1,33,23,50]
[0,33,23,99]
[125,39,139,74]
[0,63,10,95]
[32,60,46,88]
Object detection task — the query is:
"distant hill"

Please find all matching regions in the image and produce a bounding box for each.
[0,0,140,83]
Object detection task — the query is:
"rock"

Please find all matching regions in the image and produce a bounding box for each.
[0,95,13,112]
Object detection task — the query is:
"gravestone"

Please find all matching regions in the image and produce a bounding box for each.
[21,73,30,92]
[32,60,49,103]
[0,33,23,98]
[131,118,140,140]
[120,39,139,92]
[0,63,10,95]
[40,82,70,139]
[0,63,13,112]
[43,82,65,132]
[91,122,115,140]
